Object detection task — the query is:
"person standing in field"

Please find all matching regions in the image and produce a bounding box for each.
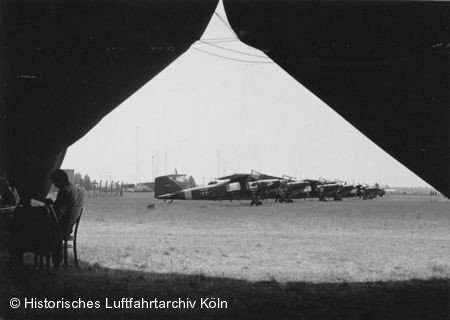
[318,184,326,201]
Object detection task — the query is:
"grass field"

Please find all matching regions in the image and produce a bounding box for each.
[79,193,450,282]
[1,193,449,319]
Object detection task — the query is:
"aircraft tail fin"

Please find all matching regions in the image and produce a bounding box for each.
[155,175,183,198]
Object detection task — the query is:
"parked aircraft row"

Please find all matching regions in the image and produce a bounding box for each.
[154,171,385,206]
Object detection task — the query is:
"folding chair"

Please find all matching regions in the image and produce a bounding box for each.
[63,207,83,268]
[45,205,83,269]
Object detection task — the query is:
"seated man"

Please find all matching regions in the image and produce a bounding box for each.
[48,169,84,239]
[7,170,83,270]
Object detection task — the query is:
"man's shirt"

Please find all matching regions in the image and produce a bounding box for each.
[53,183,84,219]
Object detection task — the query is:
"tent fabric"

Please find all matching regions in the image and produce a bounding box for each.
[1,0,449,199]
[1,0,219,200]
[223,0,450,197]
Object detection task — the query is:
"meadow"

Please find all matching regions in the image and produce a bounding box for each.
[80,193,450,282]
[1,193,449,319]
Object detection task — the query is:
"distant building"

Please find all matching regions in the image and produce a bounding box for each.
[142,182,155,191]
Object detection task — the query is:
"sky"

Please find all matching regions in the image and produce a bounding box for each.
[62,1,431,188]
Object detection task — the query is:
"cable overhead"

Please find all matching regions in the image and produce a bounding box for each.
[200,37,238,42]
[198,40,270,59]
[212,11,264,52]
[198,39,240,44]
[214,12,238,37]
[191,46,274,64]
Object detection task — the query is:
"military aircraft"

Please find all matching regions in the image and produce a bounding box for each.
[360,185,385,200]
[225,170,313,205]
[155,172,387,204]
[322,180,358,201]
[293,178,343,201]
[335,183,358,200]
[156,175,234,202]
[155,171,290,205]
[341,183,385,200]
[155,173,256,203]
[246,170,284,203]
[214,170,298,205]
[271,175,311,203]
[311,180,385,201]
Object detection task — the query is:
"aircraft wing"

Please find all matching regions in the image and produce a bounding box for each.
[155,193,177,200]
[250,170,282,181]
[217,174,251,183]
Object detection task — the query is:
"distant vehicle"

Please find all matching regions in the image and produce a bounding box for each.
[129,183,152,192]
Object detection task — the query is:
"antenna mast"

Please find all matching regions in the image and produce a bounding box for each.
[136,125,140,183]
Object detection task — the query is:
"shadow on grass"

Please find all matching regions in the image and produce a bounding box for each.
[0,260,448,320]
